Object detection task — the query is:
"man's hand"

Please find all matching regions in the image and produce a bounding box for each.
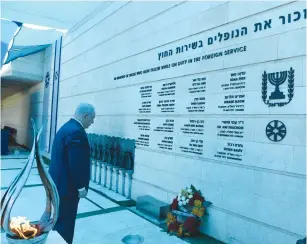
[78,188,88,198]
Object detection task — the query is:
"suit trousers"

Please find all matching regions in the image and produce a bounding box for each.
[54,196,80,244]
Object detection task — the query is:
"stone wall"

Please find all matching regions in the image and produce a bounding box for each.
[58,2,306,243]
[1,51,47,148]
[1,82,43,147]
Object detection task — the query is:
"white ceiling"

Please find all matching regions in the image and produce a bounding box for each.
[1,51,45,99]
[1,1,105,30]
[1,1,110,99]
[1,78,35,99]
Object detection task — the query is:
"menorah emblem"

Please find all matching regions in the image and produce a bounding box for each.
[268,71,287,100]
[262,67,294,107]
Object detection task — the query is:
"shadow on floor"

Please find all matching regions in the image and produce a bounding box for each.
[159,224,224,244]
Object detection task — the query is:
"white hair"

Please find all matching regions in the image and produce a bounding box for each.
[74,103,95,117]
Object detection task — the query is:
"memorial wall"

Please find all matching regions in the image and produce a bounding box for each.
[57,2,306,243]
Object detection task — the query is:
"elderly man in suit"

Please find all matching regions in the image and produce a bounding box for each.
[297,238,306,244]
[49,103,95,244]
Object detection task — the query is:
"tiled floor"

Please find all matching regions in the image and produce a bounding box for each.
[1,157,223,244]
[1,158,29,170]
[73,213,188,244]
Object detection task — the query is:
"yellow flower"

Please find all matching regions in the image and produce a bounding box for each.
[192,206,205,217]
[166,213,176,225]
[192,199,205,217]
[177,225,184,237]
[194,199,202,207]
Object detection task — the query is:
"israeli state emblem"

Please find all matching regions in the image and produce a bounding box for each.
[262,67,294,107]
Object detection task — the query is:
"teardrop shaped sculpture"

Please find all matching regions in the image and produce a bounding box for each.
[0,119,59,241]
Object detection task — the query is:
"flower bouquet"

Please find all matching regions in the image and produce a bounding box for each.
[166,185,211,238]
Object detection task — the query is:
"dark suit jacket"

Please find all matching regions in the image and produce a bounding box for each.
[49,118,90,197]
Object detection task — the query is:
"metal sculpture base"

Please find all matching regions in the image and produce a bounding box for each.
[6,233,48,244]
